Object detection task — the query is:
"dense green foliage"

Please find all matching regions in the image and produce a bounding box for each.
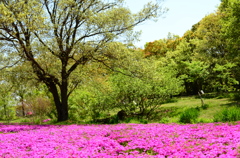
[214,106,240,122]
[144,5,239,95]
[179,108,200,124]
[109,55,183,118]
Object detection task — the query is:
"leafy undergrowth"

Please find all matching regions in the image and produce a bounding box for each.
[0,95,235,125]
[0,123,239,157]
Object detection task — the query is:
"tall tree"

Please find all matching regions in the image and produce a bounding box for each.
[219,0,240,55]
[190,11,238,91]
[218,0,240,88]
[0,0,166,121]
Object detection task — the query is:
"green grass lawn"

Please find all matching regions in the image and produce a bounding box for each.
[165,97,230,112]
[1,94,239,125]
[156,95,235,123]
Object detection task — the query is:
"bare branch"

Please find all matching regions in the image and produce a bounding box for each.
[34,32,57,57]
[67,82,79,98]
[0,59,21,70]
[67,55,89,76]
[92,57,135,78]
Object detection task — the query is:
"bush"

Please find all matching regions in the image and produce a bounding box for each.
[202,104,209,110]
[69,83,116,122]
[33,118,42,125]
[214,106,240,122]
[110,63,183,118]
[197,118,212,123]
[109,115,119,124]
[231,92,240,103]
[124,117,148,124]
[179,108,200,124]
[159,117,170,123]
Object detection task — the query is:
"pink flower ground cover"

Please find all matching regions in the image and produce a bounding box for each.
[0,122,240,157]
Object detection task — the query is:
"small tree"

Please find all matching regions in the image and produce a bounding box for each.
[0,81,15,121]
[110,52,183,118]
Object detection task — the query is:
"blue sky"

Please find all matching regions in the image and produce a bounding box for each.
[125,0,221,48]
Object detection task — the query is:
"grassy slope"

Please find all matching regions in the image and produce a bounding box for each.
[158,96,233,123]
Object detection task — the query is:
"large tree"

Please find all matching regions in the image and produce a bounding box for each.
[0,0,166,121]
[218,0,240,87]
[219,0,240,55]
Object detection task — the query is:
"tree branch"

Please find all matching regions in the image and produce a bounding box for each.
[34,32,57,57]
[0,59,21,70]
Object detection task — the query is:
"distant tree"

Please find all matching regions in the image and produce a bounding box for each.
[144,33,181,57]
[0,0,166,121]
[219,0,240,88]
[163,12,238,94]
[190,12,227,59]
[190,12,238,91]
[5,63,37,117]
[219,0,240,54]
[164,38,207,95]
[0,75,14,121]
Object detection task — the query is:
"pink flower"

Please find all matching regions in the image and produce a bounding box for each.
[0,122,239,157]
[42,119,51,123]
[27,112,33,115]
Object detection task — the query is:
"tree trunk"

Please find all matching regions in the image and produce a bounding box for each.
[56,101,68,122]
[59,80,68,122]
[47,81,68,122]
[3,104,7,118]
[21,98,25,117]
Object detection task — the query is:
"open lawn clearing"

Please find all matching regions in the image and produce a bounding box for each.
[160,97,233,121]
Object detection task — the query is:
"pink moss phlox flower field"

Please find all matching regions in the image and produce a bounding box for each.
[0,122,240,157]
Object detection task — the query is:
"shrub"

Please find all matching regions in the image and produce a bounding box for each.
[197,118,212,123]
[201,104,209,110]
[109,115,119,124]
[110,65,183,119]
[122,117,148,124]
[214,106,240,122]
[159,117,170,123]
[33,118,42,125]
[230,92,240,101]
[179,108,200,124]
